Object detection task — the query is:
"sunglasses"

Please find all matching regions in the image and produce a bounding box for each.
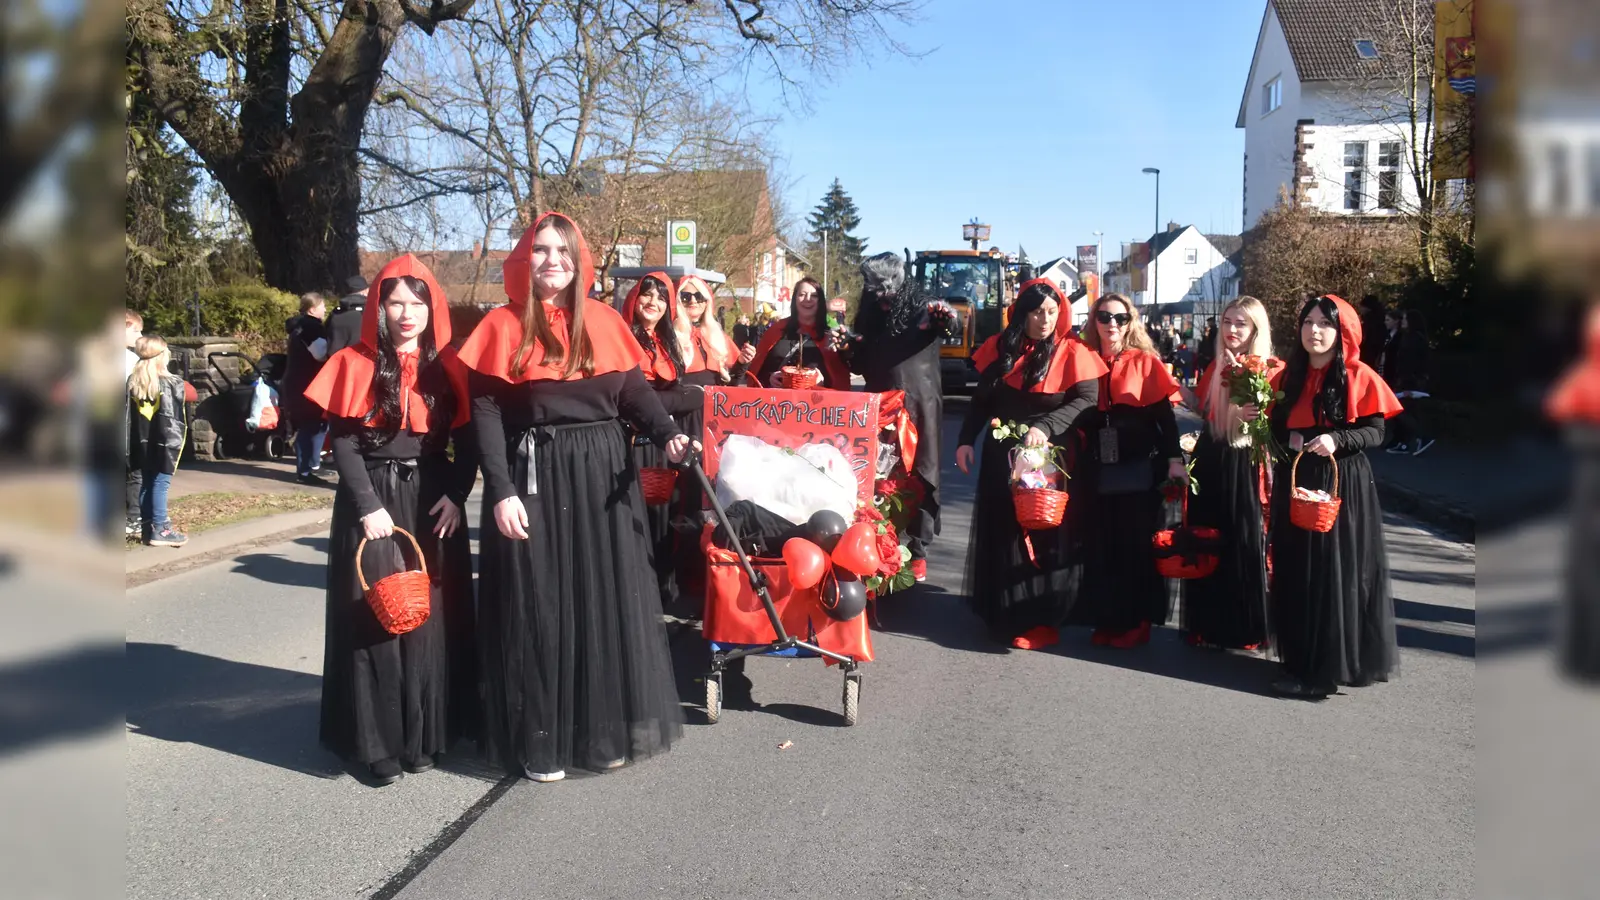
[1095,311,1132,326]
[680,292,705,304]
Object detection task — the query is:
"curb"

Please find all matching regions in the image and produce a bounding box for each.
[1373,478,1474,544]
[126,507,334,588]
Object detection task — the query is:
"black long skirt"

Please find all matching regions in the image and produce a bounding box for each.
[1180,435,1271,648]
[320,457,476,765]
[1563,449,1600,680]
[1268,449,1398,686]
[479,419,683,776]
[964,433,1081,640]
[1069,459,1171,631]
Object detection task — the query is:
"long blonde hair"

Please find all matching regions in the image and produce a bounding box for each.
[128,335,173,403]
[1080,293,1156,355]
[1202,295,1274,444]
[681,277,731,377]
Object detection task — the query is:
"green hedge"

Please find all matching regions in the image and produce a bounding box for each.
[140,282,298,359]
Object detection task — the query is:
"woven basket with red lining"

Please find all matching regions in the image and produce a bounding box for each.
[639,466,678,505]
[1152,491,1222,579]
[778,366,820,390]
[357,527,431,635]
[1288,449,1341,533]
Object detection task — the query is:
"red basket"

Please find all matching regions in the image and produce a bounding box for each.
[1288,450,1341,533]
[1153,491,1221,579]
[640,466,678,505]
[357,527,431,635]
[1011,486,1069,531]
[778,366,820,390]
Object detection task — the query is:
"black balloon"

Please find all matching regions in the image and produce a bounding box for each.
[821,569,868,621]
[806,509,850,554]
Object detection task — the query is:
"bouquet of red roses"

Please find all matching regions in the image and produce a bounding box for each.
[859,486,915,596]
[1224,354,1283,466]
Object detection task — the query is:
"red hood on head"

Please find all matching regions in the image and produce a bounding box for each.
[619,272,679,328]
[1323,294,1364,367]
[362,254,451,350]
[1006,278,1073,334]
[502,211,595,308]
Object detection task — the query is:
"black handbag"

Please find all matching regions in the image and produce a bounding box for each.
[1093,421,1155,495]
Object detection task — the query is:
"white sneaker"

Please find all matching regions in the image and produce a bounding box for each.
[527,769,565,783]
[1411,439,1435,456]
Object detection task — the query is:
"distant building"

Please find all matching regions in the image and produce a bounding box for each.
[1111,224,1240,315]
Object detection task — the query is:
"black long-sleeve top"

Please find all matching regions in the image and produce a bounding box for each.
[1269,411,1387,458]
[329,419,479,519]
[845,304,944,392]
[959,378,1101,448]
[1077,399,1184,464]
[470,368,679,505]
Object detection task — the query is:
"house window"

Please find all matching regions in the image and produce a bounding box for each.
[1353,40,1380,59]
[617,244,644,268]
[1184,248,1198,265]
[1188,278,1201,296]
[1377,141,1402,210]
[1262,77,1282,116]
[1343,141,1367,211]
[1549,142,1571,213]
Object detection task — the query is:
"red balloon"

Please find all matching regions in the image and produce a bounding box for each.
[781,538,828,590]
[830,522,882,579]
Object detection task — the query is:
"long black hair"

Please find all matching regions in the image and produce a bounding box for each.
[629,275,685,378]
[361,275,447,451]
[979,281,1060,391]
[1272,295,1348,430]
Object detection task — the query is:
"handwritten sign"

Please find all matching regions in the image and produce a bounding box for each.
[702,386,881,506]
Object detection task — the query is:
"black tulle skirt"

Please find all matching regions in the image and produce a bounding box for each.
[1268,448,1398,686]
[479,419,683,776]
[320,456,477,765]
[1562,449,1600,680]
[963,433,1082,640]
[1068,458,1171,631]
[1180,434,1271,649]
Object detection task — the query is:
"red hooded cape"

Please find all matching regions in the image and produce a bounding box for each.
[617,272,690,382]
[972,281,1107,394]
[1097,348,1182,410]
[303,253,470,432]
[1272,294,1403,427]
[744,316,851,390]
[456,211,647,383]
[1548,307,1600,423]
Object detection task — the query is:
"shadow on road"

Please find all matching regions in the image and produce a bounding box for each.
[873,584,1010,655]
[126,642,344,778]
[230,552,326,588]
[1046,628,1281,696]
[0,642,123,759]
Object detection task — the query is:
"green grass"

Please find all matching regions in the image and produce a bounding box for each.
[166,490,330,535]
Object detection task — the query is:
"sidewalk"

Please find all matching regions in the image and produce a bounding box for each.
[1368,437,1564,543]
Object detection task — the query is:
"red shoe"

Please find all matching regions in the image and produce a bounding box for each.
[1091,628,1112,646]
[1107,621,1152,649]
[1184,632,1206,647]
[910,558,927,582]
[1011,626,1059,651]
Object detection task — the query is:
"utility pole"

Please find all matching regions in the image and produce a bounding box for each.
[822,229,829,301]
[1142,167,1161,309]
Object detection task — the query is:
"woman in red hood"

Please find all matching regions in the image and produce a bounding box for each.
[1067,293,1186,649]
[1266,294,1403,698]
[745,276,851,389]
[677,274,752,387]
[618,272,705,617]
[1547,302,1600,681]
[455,212,695,781]
[303,254,479,786]
[954,279,1107,649]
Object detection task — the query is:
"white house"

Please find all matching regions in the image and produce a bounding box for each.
[1119,225,1240,313]
[1236,0,1433,229]
[1032,256,1079,295]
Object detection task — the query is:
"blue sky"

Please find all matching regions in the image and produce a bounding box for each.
[761,0,1265,267]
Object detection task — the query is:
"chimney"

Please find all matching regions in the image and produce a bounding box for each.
[1167,221,1181,233]
[471,241,483,259]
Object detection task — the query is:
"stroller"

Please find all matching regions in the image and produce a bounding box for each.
[691,386,887,726]
[188,351,291,461]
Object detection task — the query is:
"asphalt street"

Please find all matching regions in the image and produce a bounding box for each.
[126,402,1476,900]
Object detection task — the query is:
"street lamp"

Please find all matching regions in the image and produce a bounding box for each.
[1091,229,1103,280]
[962,218,991,251]
[1142,167,1160,309]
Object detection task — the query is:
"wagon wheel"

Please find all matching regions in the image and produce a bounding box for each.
[212,435,231,461]
[842,672,861,726]
[705,672,723,724]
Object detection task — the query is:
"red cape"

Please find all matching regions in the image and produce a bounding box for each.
[1271,294,1403,427]
[303,254,469,431]
[971,333,1107,394]
[1548,309,1600,422]
[744,317,851,389]
[617,272,684,383]
[456,212,648,383]
[1098,347,1182,410]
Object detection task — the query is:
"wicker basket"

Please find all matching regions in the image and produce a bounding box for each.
[357,527,431,635]
[1153,492,1222,579]
[1011,486,1069,531]
[639,466,678,506]
[778,366,820,390]
[1288,449,1342,533]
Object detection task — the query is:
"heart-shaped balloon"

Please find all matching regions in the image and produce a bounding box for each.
[830,522,881,579]
[781,537,828,590]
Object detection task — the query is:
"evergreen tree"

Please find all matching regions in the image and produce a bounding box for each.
[804,178,869,306]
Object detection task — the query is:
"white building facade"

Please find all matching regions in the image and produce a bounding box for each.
[1120,226,1240,311]
[1237,0,1433,229]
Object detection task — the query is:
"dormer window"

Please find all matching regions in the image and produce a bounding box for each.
[1354,40,1380,59]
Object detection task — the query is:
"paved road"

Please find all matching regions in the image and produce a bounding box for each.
[127,404,1476,900]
